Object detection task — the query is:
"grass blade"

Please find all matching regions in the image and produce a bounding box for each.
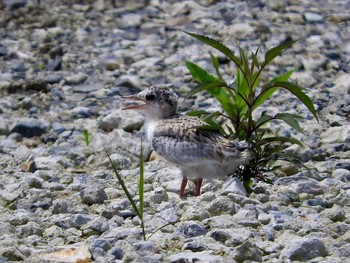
[83,129,90,146]
[105,149,141,219]
[139,141,144,220]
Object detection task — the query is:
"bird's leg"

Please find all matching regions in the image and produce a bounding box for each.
[194,177,203,196]
[179,175,188,198]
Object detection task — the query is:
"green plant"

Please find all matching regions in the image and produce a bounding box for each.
[183,31,318,191]
[105,142,178,241]
[83,129,90,146]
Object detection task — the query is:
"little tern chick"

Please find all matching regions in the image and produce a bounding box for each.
[123,85,251,198]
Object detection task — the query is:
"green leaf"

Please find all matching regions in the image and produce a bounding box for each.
[235,67,249,111]
[83,129,89,146]
[225,124,234,135]
[275,113,304,133]
[239,47,251,82]
[202,110,222,120]
[185,60,217,83]
[209,52,223,80]
[273,81,319,122]
[186,109,212,116]
[185,80,228,99]
[139,140,144,220]
[192,123,222,133]
[183,31,242,67]
[254,114,274,130]
[251,49,260,70]
[253,69,295,109]
[264,39,299,65]
[257,136,304,147]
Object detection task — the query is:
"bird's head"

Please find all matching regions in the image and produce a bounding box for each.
[122,85,178,119]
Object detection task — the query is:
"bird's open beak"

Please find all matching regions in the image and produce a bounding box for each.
[121,95,148,110]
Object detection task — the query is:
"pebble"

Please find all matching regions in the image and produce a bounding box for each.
[44,74,62,84]
[65,73,88,85]
[175,221,207,238]
[80,187,108,205]
[280,237,327,261]
[304,12,324,23]
[10,118,48,138]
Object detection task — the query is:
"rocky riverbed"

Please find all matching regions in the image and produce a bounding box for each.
[0,0,349,262]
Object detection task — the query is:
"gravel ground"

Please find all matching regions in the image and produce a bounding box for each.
[0,0,349,262]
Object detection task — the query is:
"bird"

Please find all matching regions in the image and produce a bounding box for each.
[122,85,251,198]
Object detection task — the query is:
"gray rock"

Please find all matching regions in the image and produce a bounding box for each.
[227,193,260,207]
[0,116,10,135]
[332,168,350,182]
[149,186,168,203]
[72,83,104,93]
[98,109,144,132]
[18,221,43,237]
[71,214,94,228]
[333,242,350,258]
[180,203,211,221]
[80,187,108,205]
[13,144,32,163]
[284,144,313,162]
[206,196,236,216]
[265,0,287,11]
[46,58,62,71]
[280,237,328,261]
[209,228,252,246]
[258,213,272,225]
[68,174,91,191]
[117,13,143,28]
[168,251,223,263]
[331,73,350,94]
[290,178,325,195]
[221,177,247,196]
[51,200,69,214]
[44,74,63,84]
[34,156,69,170]
[233,208,260,228]
[65,73,88,85]
[321,125,350,144]
[321,205,346,222]
[235,240,263,262]
[82,216,109,234]
[304,12,324,23]
[10,118,48,138]
[0,44,8,56]
[108,247,123,260]
[175,221,207,238]
[182,241,207,252]
[89,237,112,251]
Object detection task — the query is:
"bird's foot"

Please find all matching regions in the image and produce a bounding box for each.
[194,177,203,196]
[179,175,188,199]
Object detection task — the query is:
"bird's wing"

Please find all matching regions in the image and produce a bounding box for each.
[151,116,246,166]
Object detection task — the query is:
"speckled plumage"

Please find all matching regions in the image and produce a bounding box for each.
[123,85,251,197]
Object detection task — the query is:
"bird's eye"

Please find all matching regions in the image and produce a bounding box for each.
[146,94,156,101]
